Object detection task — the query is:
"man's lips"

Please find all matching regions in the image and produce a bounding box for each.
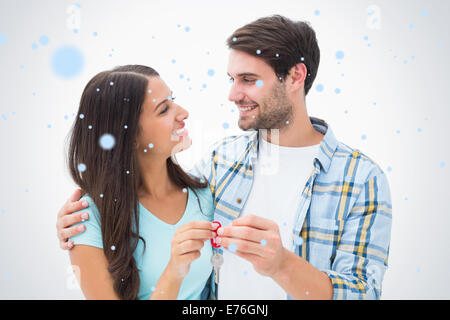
[238,104,258,115]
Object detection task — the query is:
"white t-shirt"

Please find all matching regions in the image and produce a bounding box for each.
[218,137,320,300]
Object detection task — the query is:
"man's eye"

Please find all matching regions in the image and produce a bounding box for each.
[243,78,255,83]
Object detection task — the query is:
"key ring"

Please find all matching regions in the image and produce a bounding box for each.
[211,221,222,248]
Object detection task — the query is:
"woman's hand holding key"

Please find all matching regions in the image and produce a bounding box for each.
[166,221,216,280]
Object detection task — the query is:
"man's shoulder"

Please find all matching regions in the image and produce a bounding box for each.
[328,141,386,181]
[208,131,257,154]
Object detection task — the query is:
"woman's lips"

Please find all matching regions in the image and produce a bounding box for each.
[175,127,188,137]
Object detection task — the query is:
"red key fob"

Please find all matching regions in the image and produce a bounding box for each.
[211,221,222,248]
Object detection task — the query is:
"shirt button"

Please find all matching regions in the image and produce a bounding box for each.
[236,198,242,204]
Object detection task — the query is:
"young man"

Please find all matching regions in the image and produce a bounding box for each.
[57,15,392,300]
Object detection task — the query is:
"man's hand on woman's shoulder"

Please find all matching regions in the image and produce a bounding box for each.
[56,188,90,250]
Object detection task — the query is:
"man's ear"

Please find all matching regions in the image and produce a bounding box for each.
[286,62,307,92]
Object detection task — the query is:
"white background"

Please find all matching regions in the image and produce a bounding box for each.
[0,0,449,299]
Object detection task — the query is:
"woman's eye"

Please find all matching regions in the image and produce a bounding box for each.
[160,96,176,114]
[160,105,169,114]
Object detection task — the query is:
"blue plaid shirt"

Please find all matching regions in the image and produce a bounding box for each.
[192,117,392,300]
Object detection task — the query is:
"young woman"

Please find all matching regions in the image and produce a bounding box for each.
[66,65,217,300]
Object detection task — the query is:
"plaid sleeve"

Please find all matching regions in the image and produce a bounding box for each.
[188,141,219,188]
[321,169,392,299]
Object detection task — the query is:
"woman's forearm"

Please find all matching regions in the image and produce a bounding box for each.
[149,265,183,300]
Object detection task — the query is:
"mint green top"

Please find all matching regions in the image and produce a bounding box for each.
[69,187,214,300]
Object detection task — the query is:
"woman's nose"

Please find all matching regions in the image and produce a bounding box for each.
[176,105,189,121]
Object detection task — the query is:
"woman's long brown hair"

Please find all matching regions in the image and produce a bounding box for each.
[67,65,207,299]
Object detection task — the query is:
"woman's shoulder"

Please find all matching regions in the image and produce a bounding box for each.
[189,186,214,218]
[69,193,103,248]
[190,185,213,203]
[73,193,101,219]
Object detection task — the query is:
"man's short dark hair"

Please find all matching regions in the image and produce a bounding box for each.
[226,14,320,96]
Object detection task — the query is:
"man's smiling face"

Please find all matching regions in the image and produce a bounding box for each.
[227,49,293,131]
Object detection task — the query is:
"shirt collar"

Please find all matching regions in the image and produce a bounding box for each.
[248,117,338,173]
[310,117,338,173]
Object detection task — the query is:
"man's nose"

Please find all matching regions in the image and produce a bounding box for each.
[228,82,245,102]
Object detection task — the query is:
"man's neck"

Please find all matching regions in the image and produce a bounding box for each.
[263,108,324,147]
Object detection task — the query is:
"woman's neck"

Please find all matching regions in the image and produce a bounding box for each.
[137,155,176,200]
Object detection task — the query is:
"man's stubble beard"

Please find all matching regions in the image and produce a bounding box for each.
[238,81,293,131]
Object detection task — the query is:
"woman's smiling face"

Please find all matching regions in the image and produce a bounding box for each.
[136,76,191,158]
